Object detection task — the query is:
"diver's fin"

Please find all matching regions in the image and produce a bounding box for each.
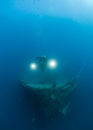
[61,102,71,116]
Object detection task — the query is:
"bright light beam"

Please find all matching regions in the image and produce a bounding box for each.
[48,59,58,69]
[30,63,37,70]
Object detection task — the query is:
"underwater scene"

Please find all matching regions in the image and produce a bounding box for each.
[0,0,93,130]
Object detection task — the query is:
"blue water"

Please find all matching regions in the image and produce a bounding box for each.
[0,1,93,130]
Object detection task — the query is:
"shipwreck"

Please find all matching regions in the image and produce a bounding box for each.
[21,56,77,120]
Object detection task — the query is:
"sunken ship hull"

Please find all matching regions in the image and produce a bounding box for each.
[21,79,76,119]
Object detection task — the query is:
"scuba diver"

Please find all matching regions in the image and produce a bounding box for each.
[36,56,48,72]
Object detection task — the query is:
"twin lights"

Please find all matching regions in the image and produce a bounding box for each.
[30,59,58,71]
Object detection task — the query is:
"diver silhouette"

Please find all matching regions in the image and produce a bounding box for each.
[36,56,48,72]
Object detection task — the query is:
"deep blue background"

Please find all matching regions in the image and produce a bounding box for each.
[0,1,93,130]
